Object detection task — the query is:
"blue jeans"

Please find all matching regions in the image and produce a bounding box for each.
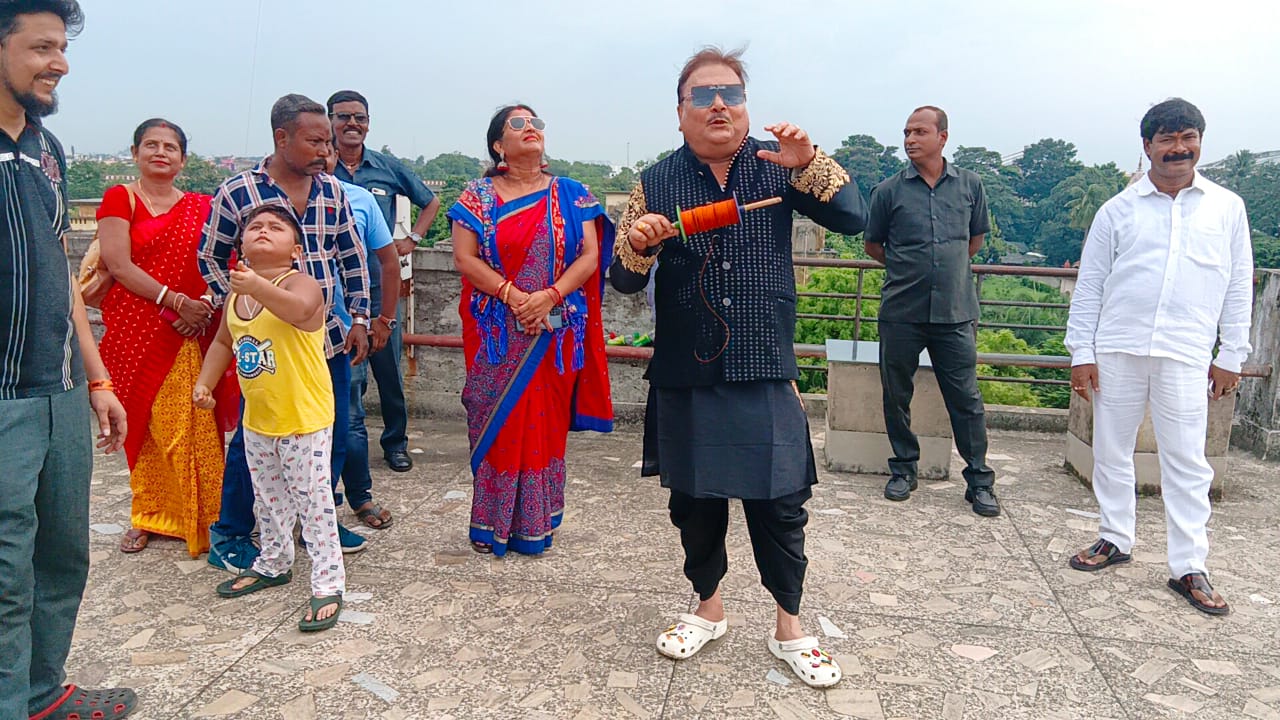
[341,359,374,509]
[211,352,353,540]
[368,302,408,455]
[0,386,92,717]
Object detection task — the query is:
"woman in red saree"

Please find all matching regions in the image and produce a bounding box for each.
[449,105,613,557]
[97,119,238,556]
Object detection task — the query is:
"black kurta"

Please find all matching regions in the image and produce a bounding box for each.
[611,140,867,499]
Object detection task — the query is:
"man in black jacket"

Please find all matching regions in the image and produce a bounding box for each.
[610,47,866,688]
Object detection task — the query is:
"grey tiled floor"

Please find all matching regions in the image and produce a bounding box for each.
[69,423,1280,719]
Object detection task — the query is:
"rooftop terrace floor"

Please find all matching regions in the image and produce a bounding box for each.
[69,422,1280,719]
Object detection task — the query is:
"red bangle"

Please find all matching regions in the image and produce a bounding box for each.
[88,379,115,393]
[547,286,563,305]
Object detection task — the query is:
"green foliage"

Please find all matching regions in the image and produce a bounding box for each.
[420,152,483,180]
[176,154,233,195]
[975,329,1040,407]
[67,159,108,200]
[831,134,904,200]
[1015,138,1084,203]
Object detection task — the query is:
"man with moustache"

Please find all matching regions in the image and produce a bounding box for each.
[1065,98,1252,616]
[611,47,866,687]
[864,105,999,517]
[328,90,439,478]
[0,2,137,717]
[198,93,371,571]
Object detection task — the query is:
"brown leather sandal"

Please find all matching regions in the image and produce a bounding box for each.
[119,528,149,554]
[1069,538,1131,572]
[1168,572,1230,616]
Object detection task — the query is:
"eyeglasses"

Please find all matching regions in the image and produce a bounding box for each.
[507,116,546,131]
[330,112,370,125]
[682,84,747,109]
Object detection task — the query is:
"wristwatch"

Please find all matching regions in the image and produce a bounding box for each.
[408,231,423,244]
[352,315,370,329]
[377,314,398,330]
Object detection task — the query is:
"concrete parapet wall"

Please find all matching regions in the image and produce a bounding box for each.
[1234,270,1280,459]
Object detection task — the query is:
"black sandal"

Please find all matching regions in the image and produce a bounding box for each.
[31,684,138,720]
[471,541,493,554]
[1069,538,1132,572]
[1168,572,1230,616]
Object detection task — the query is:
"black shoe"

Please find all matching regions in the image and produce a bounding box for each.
[385,449,413,472]
[884,474,917,501]
[965,486,1001,517]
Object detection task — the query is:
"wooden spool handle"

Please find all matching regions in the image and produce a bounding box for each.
[741,197,783,212]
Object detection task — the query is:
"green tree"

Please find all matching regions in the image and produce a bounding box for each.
[421,152,483,180]
[66,159,107,200]
[1014,138,1083,203]
[831,134,902,199]
[176,154,232,195]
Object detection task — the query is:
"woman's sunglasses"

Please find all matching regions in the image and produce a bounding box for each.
[683,84,747,109]
[507,116,546,131]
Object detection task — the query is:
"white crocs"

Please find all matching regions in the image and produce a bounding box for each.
[655,613,728,660]
[768,633,842,687]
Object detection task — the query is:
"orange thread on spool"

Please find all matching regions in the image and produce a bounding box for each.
[678,198,741,235]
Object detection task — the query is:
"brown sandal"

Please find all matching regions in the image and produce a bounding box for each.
[119,528,150,554]
[1168,572,1230,616]
[1069,538,1131,572]
[471,541,493,554]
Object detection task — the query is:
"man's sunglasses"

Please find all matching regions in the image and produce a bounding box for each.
[507,116,546,131]
[683,84,747,109]
[331,112,370,125]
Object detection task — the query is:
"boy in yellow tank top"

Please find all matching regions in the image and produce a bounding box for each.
[194,205,345,632]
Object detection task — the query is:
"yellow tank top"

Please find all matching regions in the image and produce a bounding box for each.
[227,270,334,437]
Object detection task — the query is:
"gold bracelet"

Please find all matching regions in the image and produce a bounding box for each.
[88,378,115,393]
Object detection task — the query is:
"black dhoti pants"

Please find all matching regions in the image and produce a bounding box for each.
[667,486,811,616]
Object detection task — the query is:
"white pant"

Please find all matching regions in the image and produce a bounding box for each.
[244,428,345,596]
[1092,353,1214,578]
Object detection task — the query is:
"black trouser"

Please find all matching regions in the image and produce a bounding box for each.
[668,487,811,616]
[878,320,995,489]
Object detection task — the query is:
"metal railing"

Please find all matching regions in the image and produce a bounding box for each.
[402,257,1270,386]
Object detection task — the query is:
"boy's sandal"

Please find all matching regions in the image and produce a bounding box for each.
[215,568,292,598]
[355,502,393,530]
[119,529,149,554]
[28,684,138,720]
[299,595,343,632]
[655,613,727,660]
[768,634,843,688]
[1168,572,1230,616]
[1069,538,1132,572]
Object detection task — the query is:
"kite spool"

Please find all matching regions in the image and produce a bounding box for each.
[675,194,782,240]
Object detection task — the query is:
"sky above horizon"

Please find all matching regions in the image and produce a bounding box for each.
[45,0,1277,169]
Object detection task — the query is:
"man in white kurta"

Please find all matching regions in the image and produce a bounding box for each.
[1064,98,1252,616]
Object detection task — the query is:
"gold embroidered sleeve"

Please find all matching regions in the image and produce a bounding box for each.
[789,149,850,203]
[613,181,658,274]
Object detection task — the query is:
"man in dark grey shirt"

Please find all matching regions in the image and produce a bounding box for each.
[864,105,999,517]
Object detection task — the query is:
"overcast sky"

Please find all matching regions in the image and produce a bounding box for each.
[47,0,1276,170]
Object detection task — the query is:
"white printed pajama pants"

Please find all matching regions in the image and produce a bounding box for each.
[244,428,345,596]
[1092,353,1215,579]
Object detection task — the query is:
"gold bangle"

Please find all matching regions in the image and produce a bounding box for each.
[88,378,115,393]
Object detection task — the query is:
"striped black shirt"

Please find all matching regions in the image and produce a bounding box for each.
[0,118,80,399]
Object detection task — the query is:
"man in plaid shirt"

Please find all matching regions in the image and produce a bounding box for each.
[198,93,372,566]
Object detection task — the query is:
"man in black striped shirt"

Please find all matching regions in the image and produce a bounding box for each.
[0,2,135,717]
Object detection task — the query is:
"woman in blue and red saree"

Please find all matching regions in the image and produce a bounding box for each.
[448,105,613,557]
